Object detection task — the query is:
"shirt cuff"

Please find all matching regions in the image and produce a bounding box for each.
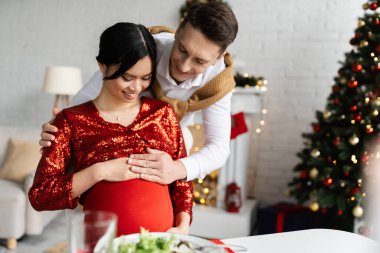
[179,156,201,181]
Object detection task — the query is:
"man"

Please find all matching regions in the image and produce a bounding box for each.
[40,2,238,185]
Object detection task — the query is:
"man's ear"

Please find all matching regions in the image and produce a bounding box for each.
[214,50,227,65]
[97,62,106,76]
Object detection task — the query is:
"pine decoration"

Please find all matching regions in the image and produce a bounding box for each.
[288,0,380,231]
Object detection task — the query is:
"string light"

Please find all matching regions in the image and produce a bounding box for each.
[351,155,358,164]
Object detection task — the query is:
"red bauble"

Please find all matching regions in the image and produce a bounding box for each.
[350,105,358,112]
[323,178,333,186]
[350,187,360,195]
[334,98,340,105]
[370,2,378,10]
[353,64,363,72]
[376,19,380,25]
[332,137,341,146]
[366,127,374,134]
[344,171,350,177]
[337,209,343,216]
[348,80,358,88]
[332,85,341,93]
[312,123,321,133]
[300,170,308,179]
[354,114,362,121]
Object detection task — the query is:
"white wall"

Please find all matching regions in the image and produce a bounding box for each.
[0,0,363,205]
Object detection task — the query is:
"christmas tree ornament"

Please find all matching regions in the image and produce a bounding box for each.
[348,80,359,88]
[366,125,374,134]
[349,135,360,145]
[363,3,369,10]
[350,105,358,111]
[337,209,343,216]
[352,205,364,218]
[323,110,332,119]
[359,40,369,47]
[354,114,362,121]
[312,123,321,133]
[332,137,341,146]
[353,63,363,72]
[350,187,360,195]
[370,2,379,11]
[334,98,340,105]
[323,177,333,186]
[309,202,319,212]
[300,170,308,179]
[310,149,320,158]
[358,19,366,27]
[309,167,319,178]
[332,85,341,93]
[371,109,379,116]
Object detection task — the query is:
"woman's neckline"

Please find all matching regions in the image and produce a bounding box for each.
[89,97,146,128]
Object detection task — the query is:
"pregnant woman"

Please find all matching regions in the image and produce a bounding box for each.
[29,22,193,236]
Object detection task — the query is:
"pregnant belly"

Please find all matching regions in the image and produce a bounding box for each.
[82,179,174,236]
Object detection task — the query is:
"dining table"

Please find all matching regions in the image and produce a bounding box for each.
[221,229,379,253]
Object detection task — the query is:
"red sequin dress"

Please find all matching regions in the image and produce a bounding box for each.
[29,97,193,235]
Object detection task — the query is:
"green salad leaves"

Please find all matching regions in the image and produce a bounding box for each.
[117,229,178,253]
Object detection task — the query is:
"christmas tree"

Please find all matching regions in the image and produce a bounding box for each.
[288,0,380,232]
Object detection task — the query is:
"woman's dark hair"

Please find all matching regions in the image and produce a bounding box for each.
[179,2,238,52]
[96,22,157,87]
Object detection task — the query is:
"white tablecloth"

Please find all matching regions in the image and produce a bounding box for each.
[221,229,379,253]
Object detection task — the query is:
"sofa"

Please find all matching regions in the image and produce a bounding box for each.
[0,126,63,249]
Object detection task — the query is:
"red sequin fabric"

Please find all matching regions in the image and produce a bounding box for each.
[29,97,193,235]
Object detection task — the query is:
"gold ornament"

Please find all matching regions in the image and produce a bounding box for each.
[310,149,320,158]
[339,77,347,84]
[349,135,360,145]
[323,110,332,119]
[363,3,369,10]
[372,109,379,116]
[352,205,364,218]
[359,40,369,48]
[310,202,319,212]
[309,167,319,179]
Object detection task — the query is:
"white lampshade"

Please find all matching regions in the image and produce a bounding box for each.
[43,66,83,95]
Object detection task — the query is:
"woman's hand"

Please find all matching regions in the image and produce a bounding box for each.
[72,157,140,198]
[128,148,187,184]
[165,212,190,235]
[95,157,141,182]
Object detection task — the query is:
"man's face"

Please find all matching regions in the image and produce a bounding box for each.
[169,23,225,83]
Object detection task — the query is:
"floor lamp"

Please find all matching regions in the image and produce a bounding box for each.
[42,66,83,110]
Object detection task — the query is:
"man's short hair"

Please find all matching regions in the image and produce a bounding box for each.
[179,2,238,52]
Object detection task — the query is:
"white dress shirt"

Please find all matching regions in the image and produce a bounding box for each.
[71,32,232,181]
